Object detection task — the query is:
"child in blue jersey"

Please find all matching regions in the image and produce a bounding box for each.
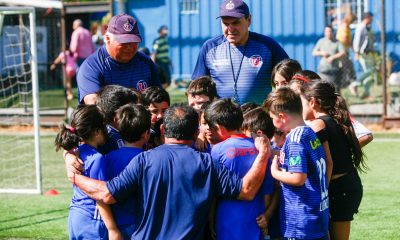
[264,87,329,240]
[104,104,151,239]
[241,107,278,239]
[55,105,121,240]
[96,85,140,154]
[143,86,170,149]
[204,99,273,240]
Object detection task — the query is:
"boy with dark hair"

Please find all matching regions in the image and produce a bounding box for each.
[186,76,218,111]
[104,104,151,238]
[242,107,275,139]
[263,87,329,239]
[241,107,277,239]
[205,98,273,240]
[63,85,139,178]
[96,85,139,154]
[143,86,170,148]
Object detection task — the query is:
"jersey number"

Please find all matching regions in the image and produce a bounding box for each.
[316,158,328,200]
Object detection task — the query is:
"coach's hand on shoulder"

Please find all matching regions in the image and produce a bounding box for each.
[64,150,84,177]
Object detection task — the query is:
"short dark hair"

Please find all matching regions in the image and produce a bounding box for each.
[164,104,199,140]
[55,105,106,151]
[143,86,171,106]
[263,87,303,116]
[116,104,151,143]
[96,85,138,124]
[271,58,302,87]
[186,76,218,101]
[205,98,243,131]
[158,25,168,33]
[240,102,259,114]
[242,107,275,139]
[362,12,373,19]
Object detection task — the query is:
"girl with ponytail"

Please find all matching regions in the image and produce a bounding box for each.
[299,80,365,240]
[55,105,122,240]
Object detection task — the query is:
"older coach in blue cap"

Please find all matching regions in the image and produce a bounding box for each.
[192,0,288,105]
[77,14,161,104]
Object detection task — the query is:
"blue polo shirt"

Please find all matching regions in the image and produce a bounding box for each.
[279,126,329,239]
[77,46,161,103]
[104,147,144,231]
[192,32,288,104]
[211,134,274,240]
[106,144,243,240]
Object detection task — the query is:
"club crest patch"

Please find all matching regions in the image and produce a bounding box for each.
[136,80,148,92]
[226,1,235,10]
[249,55,263,68]
[123,21,133,32]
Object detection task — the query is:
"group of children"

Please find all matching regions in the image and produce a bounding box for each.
[56,58,372,240]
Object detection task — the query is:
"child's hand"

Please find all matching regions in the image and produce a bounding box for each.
[256,214,268,236]
[270,155,280,179]
[252,133,271,159]
[194,133,208,152]
[108,229,123,240]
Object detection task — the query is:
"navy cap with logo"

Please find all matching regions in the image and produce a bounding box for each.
[218,0,250,19]
[107,13,142,43]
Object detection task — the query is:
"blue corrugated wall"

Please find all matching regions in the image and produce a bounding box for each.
[121,0,400,79]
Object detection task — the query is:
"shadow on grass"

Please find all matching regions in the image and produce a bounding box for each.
[0,208,68,225]
[0,214,68,232]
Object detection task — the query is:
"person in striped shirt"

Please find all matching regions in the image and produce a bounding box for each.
[264,87,329,240]
[152,25,172,88]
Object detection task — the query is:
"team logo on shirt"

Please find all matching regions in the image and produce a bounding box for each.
[136,80,148,92]
[123,21,133,32]
[226,1,235,10]
[249,55,263,68]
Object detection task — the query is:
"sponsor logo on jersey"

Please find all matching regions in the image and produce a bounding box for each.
[226,147,257,158]
[289,155,302,166]
[123,21,133,32]
[249,55,263,68]
[226,1,235,10]
[136,80,148,92]
[310,138,321,150]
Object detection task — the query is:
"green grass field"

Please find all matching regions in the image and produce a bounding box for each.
[0,133,399,239]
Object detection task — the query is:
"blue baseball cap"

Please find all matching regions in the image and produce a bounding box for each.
[218,0,250,19]
[107,14,142,43]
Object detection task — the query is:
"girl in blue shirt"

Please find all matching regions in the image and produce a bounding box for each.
[55,105,121,240]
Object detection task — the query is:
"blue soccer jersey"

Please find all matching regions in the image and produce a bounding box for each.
[192,32,288,105]
[97,125,124,155]
[69,144,108,239]
[211,134,275,240]
[104,147,144,236]
[77,46,161,103]
[106,144,243,240]
[279,126,329,239]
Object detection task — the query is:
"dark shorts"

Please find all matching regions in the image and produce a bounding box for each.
[329,171,363,221]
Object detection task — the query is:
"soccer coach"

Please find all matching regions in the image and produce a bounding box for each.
[68,104,270,239]
[192,0,288,105]
[77,14,161,104]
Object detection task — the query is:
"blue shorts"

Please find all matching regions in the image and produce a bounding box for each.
[68,207,107,240]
